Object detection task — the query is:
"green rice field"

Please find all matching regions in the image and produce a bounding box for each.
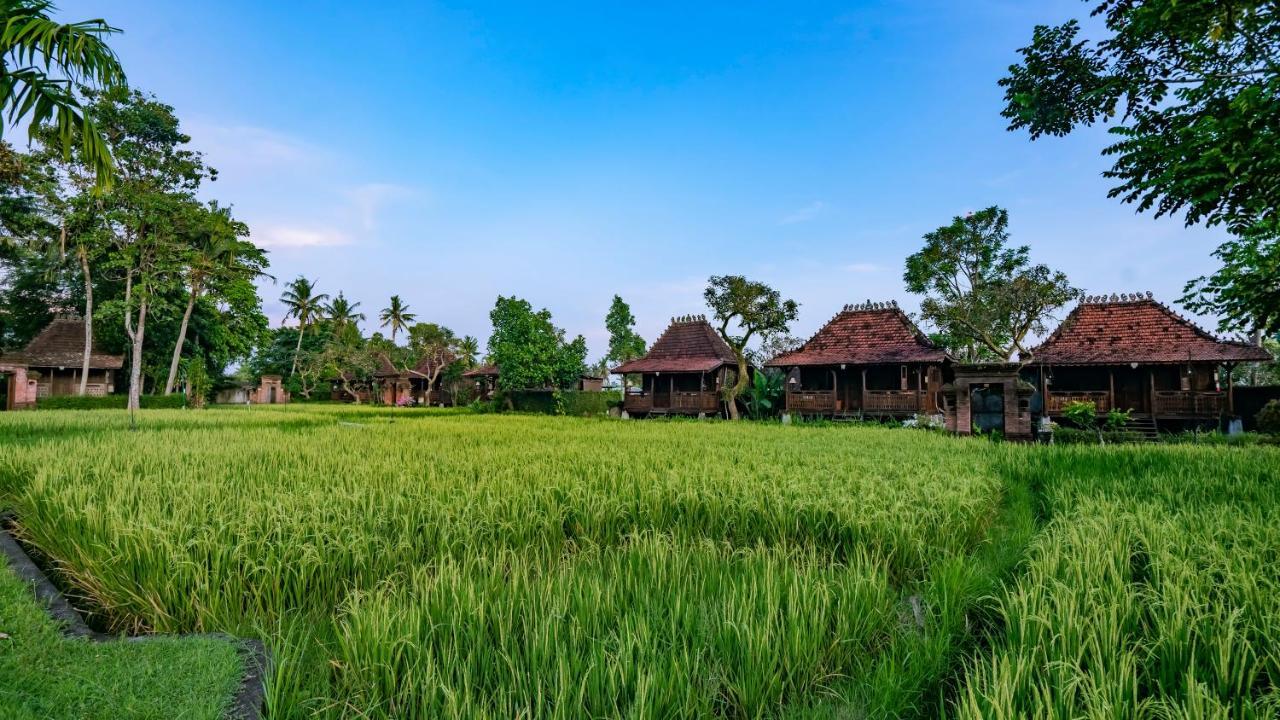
[0,405,1276,718]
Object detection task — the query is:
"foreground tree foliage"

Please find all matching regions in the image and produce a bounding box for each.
[904,206,1078,362]
[1182,234,1280,337]
[0,0,125,187]
[703,275,798,420]
[1001,0,1280,335]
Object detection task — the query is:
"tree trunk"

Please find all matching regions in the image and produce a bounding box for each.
[290,322,306,376]
[342,377,360,404]
[164,283,199,395]
[127,299,148,413]
[78,247,93,396]
[726,357,749,420]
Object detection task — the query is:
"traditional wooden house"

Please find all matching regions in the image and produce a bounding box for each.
[373,353,455,406]
[2,316,123,399]
[408,353,455,406]
[766,301,950,417]
[463,364,500,400]
[374,355,412,405]
[612,315,739,417]
[1026,293,1270,424]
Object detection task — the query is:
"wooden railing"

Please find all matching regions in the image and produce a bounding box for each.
[863,390,922,413]
[671,391,720,413]
[623,392,653,413]
[624,391,719,414]
[1045,391,1111,413]
[786,390,836,413]
[1152,391,1225,417]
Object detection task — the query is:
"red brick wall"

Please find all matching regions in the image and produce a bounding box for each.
[2,364,36,410]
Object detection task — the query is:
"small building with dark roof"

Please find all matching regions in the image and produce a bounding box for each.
[612,315,739,417]
[365,352,457,406]
[2,316,123,400]
[766,301,951,417]
[462,363,500,400]
[1025,293,1271,422]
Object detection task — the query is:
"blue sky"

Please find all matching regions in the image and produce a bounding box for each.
[59,1,1227,357]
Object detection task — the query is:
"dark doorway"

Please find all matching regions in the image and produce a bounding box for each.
[268,385,277,404]
[1114,367,1147,413]
[0,373,9,411]
[971,384,1004,433]
[652,375,670,409]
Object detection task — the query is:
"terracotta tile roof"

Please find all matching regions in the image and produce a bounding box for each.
[463,363,499,378]
[373,353,402,377]
[1027,295,1272,365]
[611,315,738,374]
[4,317,123,369]
[766,302,948,367]
[410,351,456,377]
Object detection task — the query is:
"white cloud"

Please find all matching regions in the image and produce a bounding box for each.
[843,262,880,273]
[344,183,418,231]
[184,121,324,172]
[779,201,825,225]
[253,225,350,248]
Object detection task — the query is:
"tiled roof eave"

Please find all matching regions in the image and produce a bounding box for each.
[13,354,124,370]
[766,353,948,367]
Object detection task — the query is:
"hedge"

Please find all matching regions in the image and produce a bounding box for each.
[505,389,621,416]
[1050,427,1144,445]
[36,394,187,411]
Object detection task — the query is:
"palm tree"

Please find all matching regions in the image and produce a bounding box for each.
[456,335,479,369]
[378,295,415,343]
[1,1,126,187]
[326,292,364,336]
[281,276,328,377]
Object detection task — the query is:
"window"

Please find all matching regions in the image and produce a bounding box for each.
[900,365,908,390]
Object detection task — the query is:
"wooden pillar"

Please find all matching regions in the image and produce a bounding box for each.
[830,368,837,413]
[1039,365,1047,412]
[861,368,868,411]
[1226,364,1234,414]
[1108,369,1114,412]
[1149,370,1155,416]
[916,366,924,411]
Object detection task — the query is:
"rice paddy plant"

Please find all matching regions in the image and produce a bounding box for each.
[333,536,897,718]
[6,408,1274,718]
[950,445,1280,718]
[0,407,1009,718]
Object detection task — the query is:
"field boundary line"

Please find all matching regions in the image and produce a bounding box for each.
[0,511,268,720]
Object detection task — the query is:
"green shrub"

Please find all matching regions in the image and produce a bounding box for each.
[1257,400,1280,435]
[505,389,621,416]
[36,394,187,411]
[1051,426,1142,445]
[1160,430,1264,446]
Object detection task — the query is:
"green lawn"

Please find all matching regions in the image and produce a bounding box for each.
[1,405,1276,718]
[0,554,244,720]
